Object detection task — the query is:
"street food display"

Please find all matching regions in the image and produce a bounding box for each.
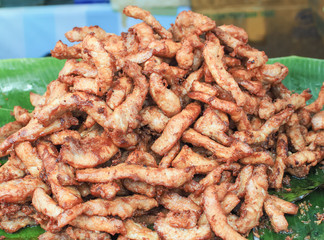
[0,5,323,240]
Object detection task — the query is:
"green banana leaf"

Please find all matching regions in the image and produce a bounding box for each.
[0,56,323,240]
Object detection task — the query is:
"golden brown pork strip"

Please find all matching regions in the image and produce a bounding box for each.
[149,73,181,117]
[151,102,201,156]
[15,142,44,178]
[172,145,218,174]
[107,62,148,147]
[203,184,247,240]
[34,91,111,127]
[65,25,110,42]
[233,107,294,144]
[264,195,298,233]
[203,40,247,107]
[123,219,159,240]
[76,163,194,188]
[0,114,78,157]
[0,153,25,183]
[188,92,251,131]
[0,176,49,203]
[154,213,212,240]
[123,5,172,39]
[56,195,158,228]
[182,129,252,162]
[235,165,268,234]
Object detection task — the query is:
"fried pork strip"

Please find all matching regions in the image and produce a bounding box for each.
[151,102,201,156]
[0,176,49,203]
[0,113,78,157]
[123,5,172,39]
[76,163,194,188]
[203,40,247,107]
[182,129,252,162]
[203,184,247,240]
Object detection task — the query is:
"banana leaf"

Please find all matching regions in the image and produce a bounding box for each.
[0,56,323,239]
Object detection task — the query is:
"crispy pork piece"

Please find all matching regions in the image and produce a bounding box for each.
[0,113,78,157]
[228,67,266,97]
[130,22,155,49]
[148,39,182,59]
[123,179,156,197]
[0,176,49,203]
[311,110,324,131]
[259,90,312,120]
[240,151,274,166]
[70,215,125,235]
[159,141,180,168]
[233,108,294,144]
[264,195,298,233]
[66,227,112,240]
[15,141,44,178]
[178,68,204,96]
[264,196,296,232]
[57,195,158,228]
[285,150,323,177]
[125,150,157,167]
[269,133,288,189]
[176,35,203,70]
[34,92,111,127]
[228,165,254,198]
[203,40,247,107]
[188,92,251,131]
[286,113,306,151]
[148,61,187,87]
[203,184,246,240]
[198,163,241,192]
[213,27,268,70]
[304,82,324,113]
[140,106,170,133]
[65,25,110,42]
[171,10,216,41]
[13,106,31,125]
[38,231,71,240]
[235,165,268,234]
[0,216,37,233]
[182,129,252,162]
[32,187,64,219]
[107,62,148,147]
[172,145,218,174]
[0,121,23,144]
[159,191,202,214]
[60,132,118,168]
[194,107,233,146]
[123,6,172,39]
[218,25,248,43]
[59,59,98,80]
[221,192,240,214]
[81,34,115,90]
[51,40,82,59]
[37,140,83,209]
[106,76,133,110]
[0,153,25,183]
[76,163,194,188]
[149,73,181,117]
[155,213,212,240]
[90,182,120,200]
[151,102,201,156]
[102,34,127,59]
[123,219,159,240]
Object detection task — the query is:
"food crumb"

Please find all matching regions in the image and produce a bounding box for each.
[314,213,324,225]
[282,175,291,186]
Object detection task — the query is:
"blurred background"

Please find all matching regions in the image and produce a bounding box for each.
[0,0,323,59]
